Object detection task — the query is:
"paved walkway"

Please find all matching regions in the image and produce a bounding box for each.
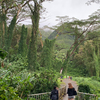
[61,78,78,100]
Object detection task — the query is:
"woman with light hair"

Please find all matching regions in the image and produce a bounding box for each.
[67,83,77,100]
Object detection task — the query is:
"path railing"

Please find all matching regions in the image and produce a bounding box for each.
[75,92,97,100]
[27,86,66,100]
[59,86,66,100]
[27,87,97,100]
[27,92,51,100]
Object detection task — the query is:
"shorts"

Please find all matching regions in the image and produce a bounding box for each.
[68,96,74,99]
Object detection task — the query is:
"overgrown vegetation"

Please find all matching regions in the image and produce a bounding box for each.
[0,0,100,99]
[0,58,59,99]
[73,77,100,97]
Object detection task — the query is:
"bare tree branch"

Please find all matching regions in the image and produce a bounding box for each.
[5,0,31,13]
[69,19,97,52]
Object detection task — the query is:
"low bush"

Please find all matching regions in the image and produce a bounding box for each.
[0,67,59,99]
[73,77,100,97]
[0,78,21,100]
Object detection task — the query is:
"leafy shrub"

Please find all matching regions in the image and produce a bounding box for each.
[52,58,63,72]
[0,49,8,59]
[0,78,21,100]
[4,54,28,73]
[0,66,59,99]
[91,76,100,82]
[78,84,91,93]
[73,77,100,97]
[31,68,59,93]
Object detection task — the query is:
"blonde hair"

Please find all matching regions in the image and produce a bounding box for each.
[68,83,73,89]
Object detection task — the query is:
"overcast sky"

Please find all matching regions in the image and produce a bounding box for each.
[23,0,100,28]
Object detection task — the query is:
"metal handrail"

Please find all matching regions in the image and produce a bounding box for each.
[28,92,51,96]
[78,92,97,96]
[75,92,97,100]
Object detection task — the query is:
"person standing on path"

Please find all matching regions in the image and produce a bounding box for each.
[50,86,59,100]
[67,83,77,100]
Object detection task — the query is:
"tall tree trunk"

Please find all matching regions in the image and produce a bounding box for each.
[27,1,40,70]
[28,31,38,70]
[1,1,6,48]
[63,50,70,74]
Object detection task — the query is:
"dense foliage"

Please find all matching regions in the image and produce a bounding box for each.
[0,0,100,99]
[0,59,59,99]
[73,77,100,97]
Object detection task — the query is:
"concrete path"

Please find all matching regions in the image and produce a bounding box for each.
[62,78,78,100]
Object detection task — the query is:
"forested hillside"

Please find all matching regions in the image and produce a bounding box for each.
[48,24,74,59]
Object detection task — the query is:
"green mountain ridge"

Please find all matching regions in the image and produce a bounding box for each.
[47,29,74,59]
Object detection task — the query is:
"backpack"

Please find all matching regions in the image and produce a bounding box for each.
[52,94,57,100]
[51,90,58,100]
[73,88,77,95]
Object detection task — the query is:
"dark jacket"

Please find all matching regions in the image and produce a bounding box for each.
[50,89,58,100]
[67,88,75,96]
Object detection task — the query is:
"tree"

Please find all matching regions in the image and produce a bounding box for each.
[73,31,100,78]
[27,0,53,70]
[40,39,55,69]
[86,0,100,5]
[54,10,100,74]
[18,25,27,57]
[4,14,17,52]
[65,9,100,59]
[0,0,31,50]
